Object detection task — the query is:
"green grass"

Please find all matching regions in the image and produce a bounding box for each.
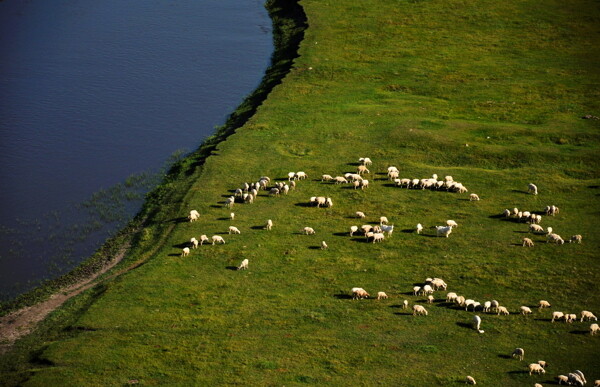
[2,0,600,385]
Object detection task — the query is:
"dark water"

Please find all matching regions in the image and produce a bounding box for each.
[0,0,273,299]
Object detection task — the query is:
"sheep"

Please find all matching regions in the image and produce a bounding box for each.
[581,310,597,322]
[381,224,394,236]
[211,235,225,245]
[497,306,510,315]
[234,188,243,197]
[427,295,434,304]
[528,183,538,195]
[321,241,328,250]
[388,170,399,180]
[380,216,389,225]
[225,197,235,208]
[502,209,511,217]
[416,223,423,234]
[266,219,273,231]
[387,166,398,174]
[403,300,409,309]
[546,233,565,245]
[464,299,476,311]
[357,165,370,175]
[189,210,200,222]
[302,227,315,235]
[534,384,543,387]
[321,174,333,181]
[447,220,458,228]
[436,225,453,238]
[288,172,296,181]
[570,234,583,244]
[574,371,587,385]
[360,157,373,166]
[356,211,366,219]
[325,197,333,207]
[282,184,290,195]
[551,311,564,322]
[269,187,280,196]
[469,193,480,201]
[444,175,453,182]
[482,301,491,312]
[566,313,577,323]
[490,300,499,312]
[296,171,307,180]
[529,224,544,234]
[413,286,421,296]
[228,226,241,235]
[199,235,209,245]
[229,212,235,221]
[238,258,248,270]
[413,304,428,316]
[377,292,388,300]
[361,224,374,235]
[244,193,254,204]
[521,306,533,315]
[422,284,434,295]
[595,380,600,387]
[523,238,535,247]
[315,196,327,207]
[473,315,484,333]
[349,226,358,236]
[538,300,551,309]
[528,363,545,375]
[537,360,547,369]
[190,238,199,249]
[431,278,447,290]
[333,176,348,184]
[591,323,600,335]
[360,179,369,189]
[555,375,569,385]
[546,226,553,235]
[465,375,476,384]
[181,247,190,257]
[445,292,458,302]
[289,180,296,190]
[512,347,525,361]
[568,373,585,386]
[372,232,385,243]
[352,180,361,189]
[352,287,369,300]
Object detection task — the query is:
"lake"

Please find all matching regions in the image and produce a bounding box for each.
[0,0,273,299]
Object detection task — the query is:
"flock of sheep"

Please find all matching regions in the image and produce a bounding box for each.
[177,157,594,384]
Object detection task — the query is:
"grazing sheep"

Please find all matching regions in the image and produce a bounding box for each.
[360,157,373,166]
[356,211,366,219]
[464,299,476,311]
[538,300,551,309]
[377,292,388,300]
[380,216,389,225]
[269,187,280,196]
[333,176,348,184]
[352,287,370,300]
[413,305,428,316]
[574,371,587,385]
[595,380,600,387]
[436,225,453,238]
[303,227,315,235]
[181,247,190,257]
[402,299,409,309]
[416,223,423,234]
[422,285,434,295]
[200,235,209,245]
[321,174,333,181]
[546,233,565,245]
[512,347,525,361]
[570,234,583,244]
[381,224,394,235]
[447,220,458,228]
[238,258,248,270]
[473,315,484,333]
[528,363,545,375]
[229,212,235,220]
[228,226,241,235]
[266,219,273,230]
[350,226,358,236]
[360,179,369,189]
[314,197,327,207]
[528,183,538,195]
[357,165,370,175]
[387,166,398,174]
[372,232,385,243]
[413,286,421,296]
[296,171,307,180]
[225,196,235,208]
[353,180,361,189]
[568,373,585,386]
[490,300,499,312]
[388,170,399,180]
[591,323,600,335]
[469,193,480,201]
[521,306,533,315]
[534,384,543,387]
[465,375,476,384]
[190,238,199,249]
[502,209,511,217]
[581,311,597,322]
[551,311,564,322]
[321,241,328,250]
[566,313,577,323]
[288,172,295,181]
[529,224,544,234]
[555,375,569,385]
[497,306,510,315]
[189,210,200,222]
[446,292,458,302]
[537,360,547,369]
[431,278,447,290]
[211,235,225,245]
[523,238,535,247]
[325,197,333,207]
[427,295,434,304]
[483,301,492,313]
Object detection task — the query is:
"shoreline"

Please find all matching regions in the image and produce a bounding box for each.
[0,0,306,349]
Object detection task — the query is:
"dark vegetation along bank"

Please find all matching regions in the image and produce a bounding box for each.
[2,0,600,385]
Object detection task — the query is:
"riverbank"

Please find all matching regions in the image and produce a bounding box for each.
[2,0,600,385]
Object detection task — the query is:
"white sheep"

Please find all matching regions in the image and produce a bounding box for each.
[372,232,385,243]
[225,197,235,208]
[377,292,388,300]
[380,216,389,225]
[287,172,296,181]
[189,210,200,222]
[422,284,434,295]
[238,258,248,270]
[181,247,190,257]
[446,220,458,228]
[551,311,564,322]
[465,375,476,385]
[199,235,209,245]
[469,193,480,201]
[413,305,428,316]
[490,300,499,312]
[590,323,600,335]
[413,286,421,296]
[387,166,398,174]
[303,227,315,235]
[296,171,307,180]
[528,363,545,375]
[473,315,484,333]
[483,301,491,312]
[190,238,199,249]
[523,238,534,247]
[566,313,577,323]
[431,278,447,290]
[228,226,241,235]
[352,287,370,300]
[538,300,551,309]
[403,300,409,309]
[352,180,361,189]
[581,310,597,322]
[349,226,358,236]
[266,219,273,230]
[436,225,453,237]
[568,373,585,386]
[446,292,458,302]
[357,165,370,175]
[356,211,366,219]
[427,295,434,304]
[497,306,510,315]
[529,224,544,234]
[512,347,525,361]
[502,209,511,217]
[321,174,333,181]
[528,183,538,195]
[360,179,369,189]
[570,234,583,244]
[333,176,348,184]
[416,223,423,234]
[325,197,333,207]
[211,235,225,245]
[381,224,394,235]
[360,157,373,166]
[520,306,532,315]
[321,241,328,249]
[555,375,569,384]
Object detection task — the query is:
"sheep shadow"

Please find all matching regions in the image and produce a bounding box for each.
[333,232,349,237]
[393,312,412,316]
[218,217,231,221]
[388,304,403,309]
[511,243,524,247]
[400,291,415,296]
[168,253,181,257]
[497,354,512,359]
[308,246,322,250]
[511,189,529,195]
[421,233,438,238]
[513,231,528,234]
[251,225,266,230]
[350,237,372,243]
[488,214,504,219]
[209,205,222,208]
[588,185,600,189]
[457,198,471,201]
[169,216,189,224]
[347,162,361,166]
[507,370,528,375]
[225,266,239,271]
[455,322,473,330]
[294,202,313,207]
[172,242,190,249]
[534,318,552,322]
[569,330,589,335]
[334,294,352,300]
[375,178,389,181]
[401,229,415,233]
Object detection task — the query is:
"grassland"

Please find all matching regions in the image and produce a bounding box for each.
[1,0,600,385]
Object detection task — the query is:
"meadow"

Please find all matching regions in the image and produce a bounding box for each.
[1,0,599,385]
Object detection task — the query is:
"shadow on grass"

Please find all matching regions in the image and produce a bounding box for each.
[172,242,190,249]
[251,225,266,230]
[334,294,352,300]
[394,312,412,316]
[457,198,471,201]
[225,266,238,271]
[388,304,403,309]
[513,231,528,234]
[210,205,222,209]
[401,229,415,233]
[169,216,189,224]
[488,214,504,219]
[511,189,529,194]
[333,232,349,237]
[511,243,524,246]
[569,330,589,335]
[382,183,396,187]
[350,237,372,243]
[347,162,361,166]
[168,253,181,257]
[497,354,512,359]
[507,370,528,375]
[294,202,313,207]
[218,217,231,221]
[308,246,322,250]
[456,322,473,330]
[534,318,552,322]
